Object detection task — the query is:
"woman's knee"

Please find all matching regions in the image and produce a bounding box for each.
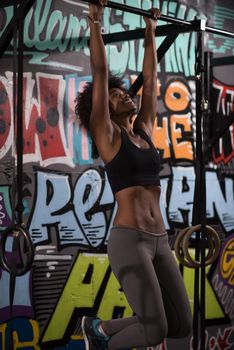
[144,319,168,345]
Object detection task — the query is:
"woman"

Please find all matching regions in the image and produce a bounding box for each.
[76,1,192,349]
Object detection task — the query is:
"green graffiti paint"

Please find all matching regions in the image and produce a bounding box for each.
[0,1,203,75]
[42,251,225,343]
[24,0,88,53]
[42,253,109,343]
[208,5,234,54]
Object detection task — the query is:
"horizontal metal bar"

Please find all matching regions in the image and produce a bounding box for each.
[0,0,36,59]
[83,0,192,27]
[206,26,234,38]
[0,0,21,7]
[211,56,234,67]
[102,23,196,45]
[81,0,234,38]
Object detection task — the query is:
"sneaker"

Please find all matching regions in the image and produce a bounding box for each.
[82,316,108,350]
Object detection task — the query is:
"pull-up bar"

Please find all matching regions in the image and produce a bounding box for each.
[81,0,234,38]
[86,0,191,27]
[0,0,22,7]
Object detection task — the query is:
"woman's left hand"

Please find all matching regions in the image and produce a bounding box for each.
[144,8,161,29]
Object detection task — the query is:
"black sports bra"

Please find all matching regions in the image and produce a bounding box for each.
[105,127,161,195]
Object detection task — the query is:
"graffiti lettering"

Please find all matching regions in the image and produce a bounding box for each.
[28,168,234,245]
[220,236,234,286]
[170,114,193,160]
[117,1,199,76]
[162,168,234,231]
[208,5,234,55]
[190,328,234,350]
[22,73,70,165]
[0,1,234,349]
[153,113,193,160]
[0,186,12,229]
[0,268,33,322]
[212,275,234,320]
[183,251,224,320]
[0,77,12,159]
[29,169,114,246]
[211,234,234,322]
[20,0,88,54]
[212,80,234,164]
[164,80,191,111]
[153,78,194,160]
[0,319,40,350]
[0,73,93,166]
[213,81,234,116]
[0,1,199,75]
[0,73,195,164]
[65,75,93,165]
[41,252,224,344]
[205,172,234,232]
[42,253,119,342]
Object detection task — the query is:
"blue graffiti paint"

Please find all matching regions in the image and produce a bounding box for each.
[0,0,204,76]
[2,318,38,349]
[206,172,234,231]
[28,167,234,246]
[168,166,195,226]
[54,340,85,350]
[0,270,31,309]
[65,74,93,166]
[29,169,114,246]
[29,171,87,245]
[0,186,12,230]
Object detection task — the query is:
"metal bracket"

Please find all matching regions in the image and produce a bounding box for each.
[201,99,208,112]
[192,19,207,32]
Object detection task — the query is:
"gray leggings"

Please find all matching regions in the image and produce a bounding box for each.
[105,226,192,349]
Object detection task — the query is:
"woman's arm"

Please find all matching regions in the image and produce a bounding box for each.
[88,1,114,143]
[134,8,160,136]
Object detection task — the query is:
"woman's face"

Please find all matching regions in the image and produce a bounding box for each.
[109,88,136,117]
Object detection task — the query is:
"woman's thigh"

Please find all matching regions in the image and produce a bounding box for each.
[153,236,192,337]
[107,228,168,330]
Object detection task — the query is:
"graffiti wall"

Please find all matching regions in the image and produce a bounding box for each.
[0,0,234,349]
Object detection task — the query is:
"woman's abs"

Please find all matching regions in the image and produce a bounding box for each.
[113,185,166,234]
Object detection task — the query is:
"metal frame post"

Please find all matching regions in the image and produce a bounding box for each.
[192,19,207,350]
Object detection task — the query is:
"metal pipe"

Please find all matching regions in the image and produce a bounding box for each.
[0,0,36,59]
[102,23,192,45]
[211,56,234,67]
[83,0,193,26]
[206,25,234,38]
[81,0,234,38]
[0,0,21,7]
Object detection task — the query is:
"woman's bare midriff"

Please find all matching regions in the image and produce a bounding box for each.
[113,185,166,235]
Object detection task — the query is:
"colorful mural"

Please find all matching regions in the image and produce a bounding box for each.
[0,0,234,349]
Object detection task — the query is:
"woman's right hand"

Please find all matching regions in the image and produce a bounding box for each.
[89,0,107,21]
[143,8,160,30]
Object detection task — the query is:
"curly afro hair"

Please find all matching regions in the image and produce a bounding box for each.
[75,73,126,130]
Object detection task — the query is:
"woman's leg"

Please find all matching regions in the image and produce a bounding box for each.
[152,234,193,338]
[106,227,168,349]
[102,316,138,335]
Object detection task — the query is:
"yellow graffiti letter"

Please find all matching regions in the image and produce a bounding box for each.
[43,253,109,343]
